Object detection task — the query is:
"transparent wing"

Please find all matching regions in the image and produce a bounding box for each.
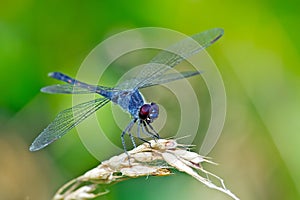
[139,71,202,88]
[29,98,110,151]
[41,84,97,94]
[118,71,202,89]
[116,28,223,89]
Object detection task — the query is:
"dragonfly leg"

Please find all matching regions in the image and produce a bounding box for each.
[141,121,159,141]
[136,120,152,148]
[121,118,137,156]
[145,121,160,139]
[127,123,136,148]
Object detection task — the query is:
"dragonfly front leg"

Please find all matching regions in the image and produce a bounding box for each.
[136,120,152,148]
[145,121,160,139]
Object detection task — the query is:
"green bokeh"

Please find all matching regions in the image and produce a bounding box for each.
[1,0,300,199]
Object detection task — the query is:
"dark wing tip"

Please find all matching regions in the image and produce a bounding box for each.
[210,28,224,44]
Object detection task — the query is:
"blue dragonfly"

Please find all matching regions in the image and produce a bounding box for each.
[29,28,224,152]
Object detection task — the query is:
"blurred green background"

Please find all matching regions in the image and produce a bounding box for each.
[1,0,300,199]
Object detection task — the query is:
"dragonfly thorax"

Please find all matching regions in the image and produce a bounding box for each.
[139,103,159,123]
[111,89,145,118]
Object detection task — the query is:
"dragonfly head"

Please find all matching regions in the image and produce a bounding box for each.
[139,103,159,123]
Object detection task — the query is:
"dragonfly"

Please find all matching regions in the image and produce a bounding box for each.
[29,28,224,152]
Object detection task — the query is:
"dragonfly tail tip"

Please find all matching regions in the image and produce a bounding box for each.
[48,72,56,77]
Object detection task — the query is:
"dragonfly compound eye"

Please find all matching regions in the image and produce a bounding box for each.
[139,104,151,120]
[149,103,159,120]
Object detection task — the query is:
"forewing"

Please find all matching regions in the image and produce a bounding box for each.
[116,28,223,89]
[29,98,110,151]
[41,84,96,94]
[139,71,202,88]
[41,84,113,95]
